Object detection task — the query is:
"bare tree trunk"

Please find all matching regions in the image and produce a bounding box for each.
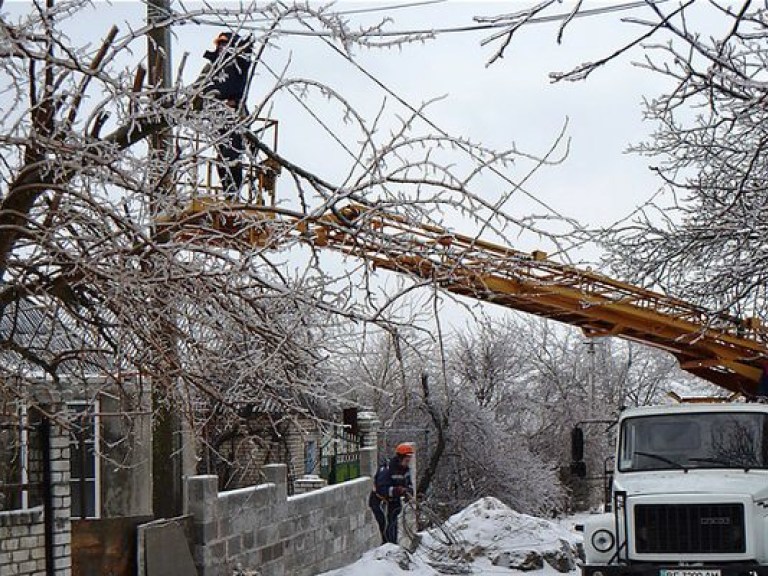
[416,373,447,497]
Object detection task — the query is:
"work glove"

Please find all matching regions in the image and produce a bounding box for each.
[393,486,409,497]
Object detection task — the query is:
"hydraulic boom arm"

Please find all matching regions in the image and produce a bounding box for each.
[166,199,768,395]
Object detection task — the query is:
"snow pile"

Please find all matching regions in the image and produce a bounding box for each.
[420,497,583,573]
[319,497,583,575]
[320,544,441,576]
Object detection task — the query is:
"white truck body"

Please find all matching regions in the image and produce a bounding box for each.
[582,403,768,576]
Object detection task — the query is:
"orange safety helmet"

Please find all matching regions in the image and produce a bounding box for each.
[395,443,415,457]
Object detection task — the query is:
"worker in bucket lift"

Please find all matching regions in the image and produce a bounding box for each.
[199,31,252,200]
[369,443,415,545]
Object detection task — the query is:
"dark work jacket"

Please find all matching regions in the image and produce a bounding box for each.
[374,457,413,507]
[202,48,250,103]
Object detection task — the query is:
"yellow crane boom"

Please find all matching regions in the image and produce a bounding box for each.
[165,198,768,396]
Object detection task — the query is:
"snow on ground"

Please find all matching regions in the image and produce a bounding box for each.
[319,544,442,576]
[319,497,584,575]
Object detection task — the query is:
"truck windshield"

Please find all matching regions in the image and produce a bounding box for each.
[619,412,768,472]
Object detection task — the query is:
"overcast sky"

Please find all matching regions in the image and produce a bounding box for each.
[2,0,707,332]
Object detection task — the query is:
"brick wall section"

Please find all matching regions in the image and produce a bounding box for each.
[187,448,380,576]
[0,412,72,576]
[0,508,45,576]
[49,424,72,576]
[229,418,320,490]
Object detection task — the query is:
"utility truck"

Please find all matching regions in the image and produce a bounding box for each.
[577,402,768,576]
[168,117,768,575]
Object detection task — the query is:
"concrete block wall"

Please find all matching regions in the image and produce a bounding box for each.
[0,508,46,576]
[0,410,72,576]
[293,475,327,495]
[187,449,380,576]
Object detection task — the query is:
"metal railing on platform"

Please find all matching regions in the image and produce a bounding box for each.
[174,117,280,206]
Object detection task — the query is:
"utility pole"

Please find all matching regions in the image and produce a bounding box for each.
[620,343,632,410]
[146,0,174,214]
[147,0,173,91]
[586,339,596,418]
[146,0,181,519]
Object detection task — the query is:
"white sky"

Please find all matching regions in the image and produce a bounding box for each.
[253,1,672,233]
[2,0,708,332]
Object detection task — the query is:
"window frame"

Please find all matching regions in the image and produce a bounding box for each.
[67,400,101,519]
[618,411,768,473]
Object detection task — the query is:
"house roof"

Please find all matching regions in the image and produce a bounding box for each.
[0,297,127,380]
[1,297,336,419]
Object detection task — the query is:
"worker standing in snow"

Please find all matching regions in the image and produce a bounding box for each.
[369,443,415,545]
[197,31,252,200]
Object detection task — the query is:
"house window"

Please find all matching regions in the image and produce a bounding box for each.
[305,440,317,475]
[69,402,100,518]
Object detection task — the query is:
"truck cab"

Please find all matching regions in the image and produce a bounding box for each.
[582,403,768,576]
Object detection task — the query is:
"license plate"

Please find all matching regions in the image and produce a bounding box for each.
[660,570,721,576]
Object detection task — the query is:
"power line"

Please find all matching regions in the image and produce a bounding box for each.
[176,0,447,28]
[184,0,668,256]
[258,60,368,173]
[188,0,669,40]
[333,0,447,16]
[310,25,579,240]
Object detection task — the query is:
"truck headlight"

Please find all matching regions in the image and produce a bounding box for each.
[591,529,615,553]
